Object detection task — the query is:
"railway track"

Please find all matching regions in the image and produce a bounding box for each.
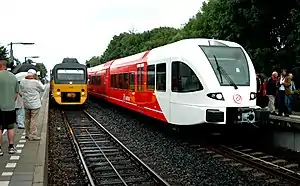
[189,141,300,185]
[61,110,170,186]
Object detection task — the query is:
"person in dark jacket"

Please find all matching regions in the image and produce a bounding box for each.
[266,71,278,115]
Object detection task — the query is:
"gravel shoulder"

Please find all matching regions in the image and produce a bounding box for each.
[86,100,274,186]
[47,108,88,185]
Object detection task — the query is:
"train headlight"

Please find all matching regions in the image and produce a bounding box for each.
[56,89,61,96]
[250,92,256,100]
[81,89,85,96]
[207,92,224,101]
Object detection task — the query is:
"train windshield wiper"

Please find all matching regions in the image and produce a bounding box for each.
[213,55,238,90]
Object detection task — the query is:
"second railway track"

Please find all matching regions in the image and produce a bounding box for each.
[61,110,170,186]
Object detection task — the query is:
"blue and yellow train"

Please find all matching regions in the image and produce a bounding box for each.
[50,58,88,105]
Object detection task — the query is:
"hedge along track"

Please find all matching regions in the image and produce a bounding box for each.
[61,109,170,186]
[190,142,300,185]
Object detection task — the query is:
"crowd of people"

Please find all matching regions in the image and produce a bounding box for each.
[257,69,296,117]
[0,57,45,155]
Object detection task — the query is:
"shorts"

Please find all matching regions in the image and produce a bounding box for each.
[0,109,16,130]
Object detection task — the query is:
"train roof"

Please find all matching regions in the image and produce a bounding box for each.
[87,38,242,73]
[52,62,86,71]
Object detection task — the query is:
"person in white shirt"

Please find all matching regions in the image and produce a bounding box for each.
[20,69,45,140]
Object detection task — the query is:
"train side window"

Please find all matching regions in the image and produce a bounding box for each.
[124,73,129,90]
[97,75,100,85]
[171,61,203,92]
[113,74,117,88]
[137,67,144,92]
[156,63,166,91]
[111,74,115,88]
[147,65,155,91]
[119,73,124,89]
[110,75,113,87]
[129,72,135,91]
[115,74,119,88]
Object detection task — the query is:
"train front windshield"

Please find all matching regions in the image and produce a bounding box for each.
[55,69,86,83]
[200,46,250,86]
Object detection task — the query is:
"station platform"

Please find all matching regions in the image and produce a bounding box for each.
[0,85,49,186]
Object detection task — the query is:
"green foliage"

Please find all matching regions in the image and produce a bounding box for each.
[35,63,48,78]
[86,0,300,75]
[0,45,8,60]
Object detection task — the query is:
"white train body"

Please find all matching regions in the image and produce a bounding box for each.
[88,38,269,126]
[147,39,268,125]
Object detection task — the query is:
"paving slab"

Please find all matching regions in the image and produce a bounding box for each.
[0,85,49,186]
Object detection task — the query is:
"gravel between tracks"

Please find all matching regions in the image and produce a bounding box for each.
[87,100,274,186]
[48,108,88,185]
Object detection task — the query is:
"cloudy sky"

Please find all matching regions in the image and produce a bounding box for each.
[0,0,204,74]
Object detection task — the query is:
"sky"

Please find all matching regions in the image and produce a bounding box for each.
[0,0,204,75]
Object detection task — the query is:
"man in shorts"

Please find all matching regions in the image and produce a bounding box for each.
[0,57,18,155]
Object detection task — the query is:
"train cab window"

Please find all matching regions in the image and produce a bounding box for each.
[156,63,166,91]
[124,73,129,89]
[147,65,155,91]
[129,72,135,91]
[171,61,203,92]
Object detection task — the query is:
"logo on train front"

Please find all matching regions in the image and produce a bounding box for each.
[233,94,242,104]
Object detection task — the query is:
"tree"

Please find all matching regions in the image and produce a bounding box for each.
[35,63,48,78]
[0,45,8,60]
[86,0,300,73]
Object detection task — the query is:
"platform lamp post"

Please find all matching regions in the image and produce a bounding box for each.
[8,42,35,68]
[25,56,39,64]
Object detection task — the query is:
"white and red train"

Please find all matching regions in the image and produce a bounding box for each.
[87,38,269,126]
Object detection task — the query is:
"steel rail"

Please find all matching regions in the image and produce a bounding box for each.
[61,111,96,186]
[84,110,171,186]
[211,144,300,184]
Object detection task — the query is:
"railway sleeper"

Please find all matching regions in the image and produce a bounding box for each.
[98,177,153,186]
[79,141,113,146]
[83,148,119,153]
[91,164,136,172]
[74,129,102,135]
[97,173,148,181]
[83,151,122,156]
[86,158,132,165]
[77,137,107,142]
[77,133,103,137]
[83,150,121,156]
[81,145,116,150]
[72,126,97,129]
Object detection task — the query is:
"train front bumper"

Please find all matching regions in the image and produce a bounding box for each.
[205,106,270,124]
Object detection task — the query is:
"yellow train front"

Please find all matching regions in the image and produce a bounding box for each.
[50,58,88,105]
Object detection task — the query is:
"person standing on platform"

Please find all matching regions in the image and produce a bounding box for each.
[266,71,278,115]
[286,73,296,115]
[0,57,18,155]
[277,69,290,117]
[15,87,25,129]
[20,69,45,141]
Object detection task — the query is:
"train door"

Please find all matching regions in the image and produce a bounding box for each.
[135,63,144,107]
[155,60,170,119]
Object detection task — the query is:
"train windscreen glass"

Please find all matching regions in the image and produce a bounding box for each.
[56,69,85,81]
[199,46,250,86]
